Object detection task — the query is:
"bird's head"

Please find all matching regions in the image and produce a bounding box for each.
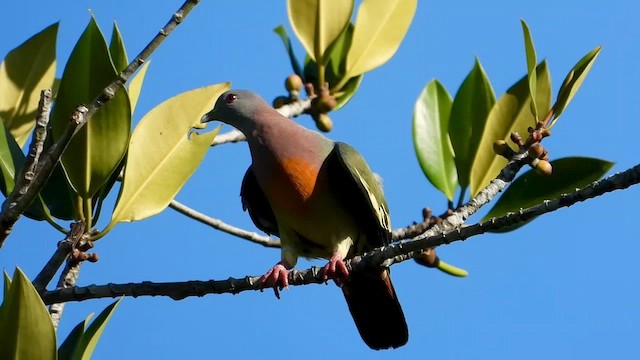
[201,90,266,133]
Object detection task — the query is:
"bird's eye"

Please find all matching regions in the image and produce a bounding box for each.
[225,93,238,104]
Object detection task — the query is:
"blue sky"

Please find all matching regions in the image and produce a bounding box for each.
[1,1,639,359]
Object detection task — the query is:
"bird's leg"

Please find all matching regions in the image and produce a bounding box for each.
[322,252,350,284]
[260,260,292,299]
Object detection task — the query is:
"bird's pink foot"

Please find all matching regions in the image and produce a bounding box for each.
[260,261,291,299]
[322,253,350,283]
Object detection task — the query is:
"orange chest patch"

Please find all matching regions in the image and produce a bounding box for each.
[265,157,320,211]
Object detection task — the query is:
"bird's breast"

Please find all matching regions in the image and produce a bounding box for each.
[264,156,320,213]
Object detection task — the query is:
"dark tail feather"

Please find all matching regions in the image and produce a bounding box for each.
[341,268,408,350]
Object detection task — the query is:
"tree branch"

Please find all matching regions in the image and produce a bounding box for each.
[0,89,52,244]
[49,260,82,330]
[40,163,640,304]
[168,200,280,248]
[0,0,202,245]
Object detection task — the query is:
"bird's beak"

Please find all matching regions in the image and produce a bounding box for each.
[200,108,218,124]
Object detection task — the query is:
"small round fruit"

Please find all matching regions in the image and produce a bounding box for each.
[285,74,303,92]
[315,113,333,132]
[535,159,553,176]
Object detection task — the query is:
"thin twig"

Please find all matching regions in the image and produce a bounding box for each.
[40,163,640,304]
[0,89,52,243]
[211,98,312,146]
[0,0,202,245]
[169,200,280,248]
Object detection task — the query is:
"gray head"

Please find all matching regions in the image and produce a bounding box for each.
[201,90,270,133]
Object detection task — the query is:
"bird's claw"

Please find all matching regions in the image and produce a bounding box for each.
[322,254,350,285]
[260,262,289,299]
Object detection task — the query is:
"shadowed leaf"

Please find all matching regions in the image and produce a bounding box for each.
[70,298,122,360]
[521,19,538,121]
[449,58,495,192]
[483,157,613,232]
[273,25,304,79]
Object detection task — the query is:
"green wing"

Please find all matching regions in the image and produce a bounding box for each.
[240,166,279,236]
[328,142,392,248]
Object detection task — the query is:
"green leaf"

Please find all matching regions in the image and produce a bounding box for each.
[287,0,354,64]
[448,58,495,192]
[483,157,613,231]
[51,16,132,199]
[412,80,457,200]
[520,19,538,122]
[91,155,125,226]
[273,25,304,79]
[551,46,601,125]
[0,268,56,360]
[71,298,122,360]
[327,23,354,79]
[108,21,128,72]
[470,61,551,196]
[3,271,10,299]
[127,61,150,115]
[40,134,79,220]
[111,83,229,223]
[0,117,50,220]
[344,0,417,78]
[0,23,57,147]
[58,314,93,360]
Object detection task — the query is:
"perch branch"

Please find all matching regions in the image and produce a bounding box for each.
[40,162,640,304]
[169,200,280,248]
[0,0,202,245]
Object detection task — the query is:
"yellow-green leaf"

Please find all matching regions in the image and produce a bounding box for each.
[51,16,131,199]
[521,19,538,122]
[448,58,495,192]
[345,0,417,78]
[551,46,601,125]
[413,79,457,201]
[58,314,93,360]
[483,157,613,232]
[0,23,57,147]
[287,0,353,64]
[111,83,229,223]
[127,61,150,115]
[0,268,56,360]
[470,61,551,196]
[3,271,10,298]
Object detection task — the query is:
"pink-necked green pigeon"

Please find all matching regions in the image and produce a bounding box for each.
[201,90,408,350]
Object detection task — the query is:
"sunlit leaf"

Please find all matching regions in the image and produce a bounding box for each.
[127,61,150,115]
[470,61,551,196]
[345,0,417,78]
[273,25,304,79]
[483,157,613,232]
[111,83,229,223]
[58,314,93,360]
[51,16,131,199]
[0,23,57,147]
[287,0,353,64]
[412,80,457,200]
[70,298,122,360]
[551,46,601,124]
[108,21,128,72]
[521,19,538,121]
[0,268,56,360]
[334,74,362,110]
[448,58,495,192]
